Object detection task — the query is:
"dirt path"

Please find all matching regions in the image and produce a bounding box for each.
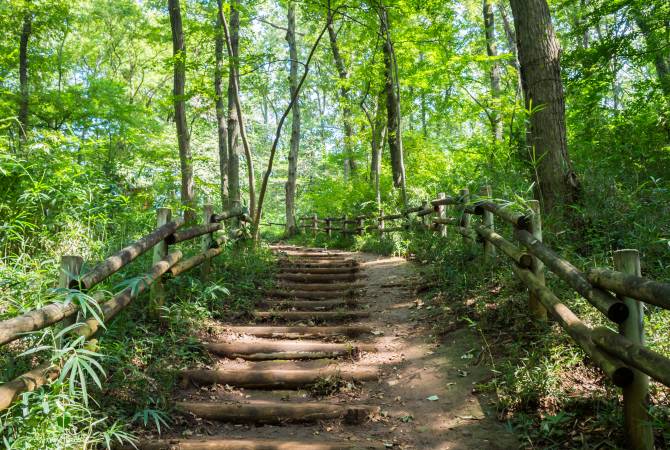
[141,247,518,449]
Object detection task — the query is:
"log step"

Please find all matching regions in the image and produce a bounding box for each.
[279,260,358,268]
[277,282,364,291]
[266,289,358,299]
[280,252,347,258]
[264,299,360,311]
[203,341,376,360]
[176,400,378,424]
[180,367,379,388]
[221,326,373,338]
[137,438,385,449]
[253,310,370,322]
[279,267,359,275]
[277,273,359,283]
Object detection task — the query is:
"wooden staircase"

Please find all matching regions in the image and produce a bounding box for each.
[141,246,389,450]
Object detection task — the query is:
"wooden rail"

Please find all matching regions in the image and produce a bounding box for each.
[0,204,249,412]
[308,186,670,449]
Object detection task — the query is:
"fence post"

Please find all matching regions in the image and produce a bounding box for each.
[437,193,447,237]
[326,218,332,237]
[201,204,214,282]
[150,207,171,318]
[312,213,318,237]
[378,209,384,236]
[59,255,84,338]
[526,200,547,321]
[421,201,429,229]
[357,216,364,236]
[343,214,348,236]
[615,249,653,450]
[459,188,472,246]
[480,185,495,259]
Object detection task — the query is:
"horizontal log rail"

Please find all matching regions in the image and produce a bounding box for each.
[0,204,249,413]
[514,230,629,322]
[473,224,532,269]
[0,251,183,411]
[78,218,184,290]
[166,223,222,245]
[587,268,670,311]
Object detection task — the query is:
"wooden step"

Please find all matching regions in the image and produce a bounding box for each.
[280,252,347,258]
[277,273,359,283]
[264,299,359,311]
[277,258,360,267]
[278,267,359,275]
[266,289,358,299]
[253,310,369,322]
[203,341,376,360]
[222,325,373,338]
[176,400,378,424]
[276,282,363,291]
[180,366,378,388]
[138,438,385,449]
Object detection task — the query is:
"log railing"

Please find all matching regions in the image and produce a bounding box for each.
[306,186,670,450]
[0,204,248,412]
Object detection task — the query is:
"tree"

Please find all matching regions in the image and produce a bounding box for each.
[379,4,407,207]
[214,0,228,209]
[18,6,32,144]
[629,4,670,106]
[168,0,196,221]
[284,0,300,235]
[509,0,579,213]
[327,8,355,178]
[483,0,502,142]
[227,1,241,210]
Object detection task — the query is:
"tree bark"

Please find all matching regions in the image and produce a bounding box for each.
[631,7,670,104]
[285,0,300,236]
[327,11,355,178]
[380,5,407,207]
[168,0,196,221]
[509,0,579,213]
[220,2,256,216]
[18,10,32,144]
[227,3,241,210]
[215,0,229,209]
[483,0,502,142]
[369,91,387,207]
[498,2,523,100]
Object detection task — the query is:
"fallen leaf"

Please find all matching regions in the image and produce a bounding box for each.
[426,395,439,401]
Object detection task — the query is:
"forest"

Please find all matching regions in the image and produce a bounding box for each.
[1,0,670,448]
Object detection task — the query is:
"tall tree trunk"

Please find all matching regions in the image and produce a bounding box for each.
[631,8,670,103]
[509,0,579,213]
[369,92,387,208]
[285,0,300,236]
[326,11,355,178]
[227,2,241,210]
[498,2,523,99]
[420,90,427,137]
[168,0,196,221]
[221,1,256,216]
[18,10,32,144]
[380,5,407,208]
[215,0,229,210]
[483,0,502,142]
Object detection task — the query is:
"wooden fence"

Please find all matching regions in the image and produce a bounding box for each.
[0,204,249,413]
[303,186,670,450]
